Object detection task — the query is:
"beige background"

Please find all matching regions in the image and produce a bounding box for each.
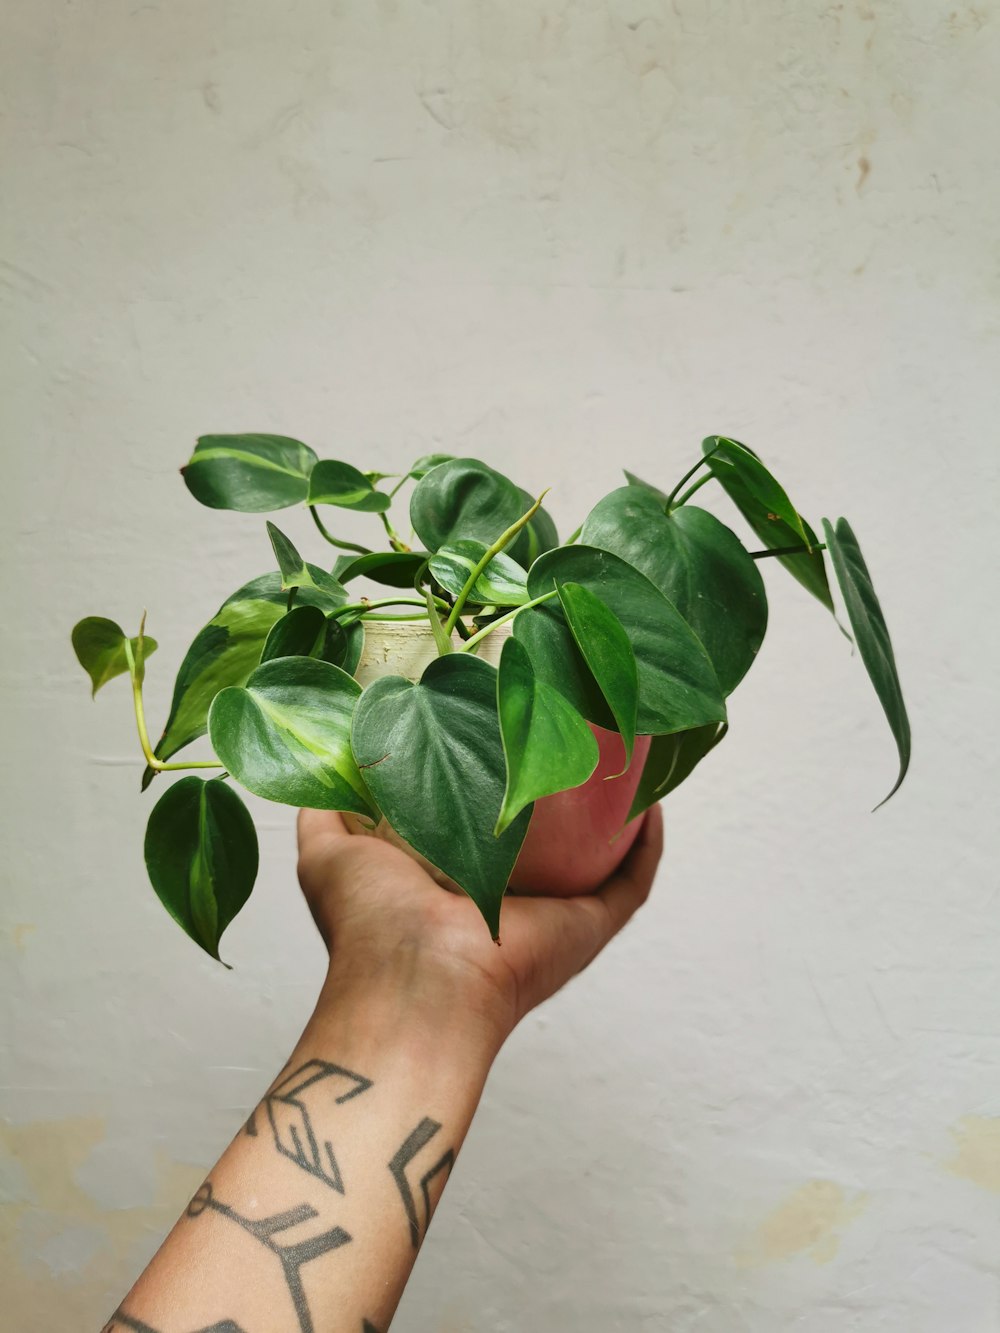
[3,2,998,1329]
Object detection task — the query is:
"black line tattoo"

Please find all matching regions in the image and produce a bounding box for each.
[187,1181,351,1333]
[362,1322,381,1333]
[388,1117,455,1248]
[254,1058,373,1191]
[104,1315,246,1332]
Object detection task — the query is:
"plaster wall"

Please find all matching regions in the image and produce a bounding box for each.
[3,2,998,1328]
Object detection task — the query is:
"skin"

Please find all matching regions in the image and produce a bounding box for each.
[102,802,664,1333]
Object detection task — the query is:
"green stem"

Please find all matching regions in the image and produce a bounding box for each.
[443,489,549,637]
[751,542,826,560]
[333,595,447,620]
[424,585,454,655]
[665,441,721,512]
[124,630,223,775]
[359,611,432,622]
[379,510,410,553]
[459,589,559,652]
[672,472,716,507]
[309,506,370,556]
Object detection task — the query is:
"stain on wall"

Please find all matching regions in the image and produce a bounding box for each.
[736,1180,868,1267]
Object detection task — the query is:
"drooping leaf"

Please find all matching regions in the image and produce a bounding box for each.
[557,581,637,768]
[334,550,429,588]
[181,434,317,512]
[307,460,391,513]
[627,723,728,821]
[509,488,559,568]
[143,776,258,962]
[428,540,529,607]
[702,437,834,611]
[259,604,364,673]
[822,517,911,807]
[410,457,525,553]
[495,637,599,836]
[351,654,532,936]
[581,488,767,694]
[143,567,349,786]
[516,545,726,736]
[72,617,158,697]
[703,436,808,544]
[623,470,671,506]
[209,657,377,817]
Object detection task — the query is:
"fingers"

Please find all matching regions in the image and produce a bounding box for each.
[588,801,664,940]
[296,807,349,853]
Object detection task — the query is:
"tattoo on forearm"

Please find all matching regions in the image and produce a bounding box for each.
[259,1058,373,1191]
[388,1117,455,1248]
[103,1316,246,1332]
[187,1181,351,1333]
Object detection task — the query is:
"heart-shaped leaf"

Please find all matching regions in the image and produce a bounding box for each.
[495,637,599,836]
[209,657,377,817]
[143,776,258,962]
[822,517,911,807]
[557,581,637,768]
[581,488,767,694]
[352,653,532,936]
[627,723,728,821]
[410,457,525,553]
[260,604,364,674]
[307,460,391,513]
[72,617,158,697]
[703,437,834,611]
[429,540,529,606]
[334,550,429,588]
[143,567,349,785]
[182,434,317,512]
[516,545,726,736]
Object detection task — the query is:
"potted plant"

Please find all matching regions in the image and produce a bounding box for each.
[71,436,910,961]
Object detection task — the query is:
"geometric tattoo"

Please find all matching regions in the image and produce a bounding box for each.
[387,1117,455,1248]
[103,1317,246,1332]
[186,1181,351,1333]
[246,1059,373,1193]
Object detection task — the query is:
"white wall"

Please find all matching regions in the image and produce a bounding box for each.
[3,2,998,1328]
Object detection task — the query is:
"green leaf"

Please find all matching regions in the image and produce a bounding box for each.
[495,637,599,836]
[509,488,559,568]
[627,723,728,821]
[182,434,318,512]
[581,488,767,694]
[307,460,391,513]
[143,776,258,962]
[428,539,529,606]
[704,436,808,543]
[516,545,727,736]
[703,436,834,611]
[352,654,532,936]
[334,550,429,588]
[260,604,364,673]
[557,581,637,768]
[266,522,349,602]
[822,517,911,807]
[143,567,348,786]
[409,457,525,553]
[623,470,671,506]
[72,617,158,697]
[209,657,377,817]
[408,452,455,479]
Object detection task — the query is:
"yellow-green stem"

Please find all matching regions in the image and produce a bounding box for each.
[459,589,558,652]
[443,489,549,637]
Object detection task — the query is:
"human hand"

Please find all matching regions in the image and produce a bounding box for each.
[297,803,664,1056]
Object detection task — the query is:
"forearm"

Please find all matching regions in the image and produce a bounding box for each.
[103,969,500,1333]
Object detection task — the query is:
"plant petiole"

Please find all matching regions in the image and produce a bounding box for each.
[672,472,716,508]
[443,489,550,638]
[124,625,223,775]
[750,542,826,560]
[308,506,371,555]
[459,588,559,652]
[379,510,410,553]
[665,441,721,512]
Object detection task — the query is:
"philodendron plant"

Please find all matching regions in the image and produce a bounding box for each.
[72,435,910,961]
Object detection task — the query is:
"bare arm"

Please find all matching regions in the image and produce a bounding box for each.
[103,803,663,1333]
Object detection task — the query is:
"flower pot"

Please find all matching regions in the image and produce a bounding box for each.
[347,621,650,897]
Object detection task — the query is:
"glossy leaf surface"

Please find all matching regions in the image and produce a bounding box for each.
[557,581,637,767]
[72,617,158,697]
[265,523,348,602]
[495,637,599,836]
[703,437,834,610]
[307,460,391,513]
[703,436,808,543]
[182,434,317,512]
[209,657,376,817]
[145,568,348,783]
[516,545,726,736]
[143,776,258,961]
[260,604,364,673]
[410,457,525,553]
[627,723,728,821]
[581,488,767,694]
[822,517,911,806]
[352,654,531,936]
[334,550,429,588]
[623,470,671,506]
[428,540,529,606]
